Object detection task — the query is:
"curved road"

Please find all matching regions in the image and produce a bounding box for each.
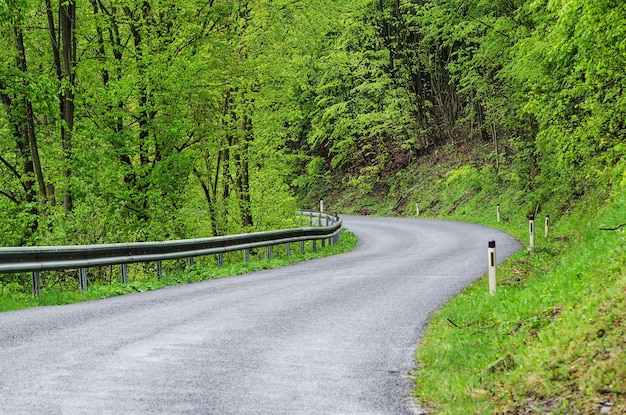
[0,216,521,414]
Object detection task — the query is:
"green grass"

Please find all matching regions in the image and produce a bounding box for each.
[0,230,357,312]
[413,185,626,414]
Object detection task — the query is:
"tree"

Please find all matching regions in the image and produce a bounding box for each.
[0,0,57,243]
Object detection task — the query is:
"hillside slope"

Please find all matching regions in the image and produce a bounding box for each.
[321,138,625,414]
[414,184,625,414]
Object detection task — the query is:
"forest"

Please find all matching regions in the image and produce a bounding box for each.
[2,1,625,412]
[1,0,624,247]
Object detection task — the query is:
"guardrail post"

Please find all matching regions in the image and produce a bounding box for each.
[156,261,163,278]
[217,253,224,268]
[267,245,273,259]
[188,257,195,267]
[285,243,291,257]
[79,268,88,291]
[312,240,317,252]
[244,249,250,263]
[121,263,128,284]
[300,241,305,253]
[32,271,40,296]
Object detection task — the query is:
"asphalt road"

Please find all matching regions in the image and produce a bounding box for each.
[0,215,521,415]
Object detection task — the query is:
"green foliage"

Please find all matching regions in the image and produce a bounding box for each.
[500,0,626,205]
[296,0,623,226]
[1,0,623,246]
[1,0,341,246]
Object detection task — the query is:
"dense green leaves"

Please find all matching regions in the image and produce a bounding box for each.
[0,0,623,246]
[0,0,322,245]
[293,0,624,209]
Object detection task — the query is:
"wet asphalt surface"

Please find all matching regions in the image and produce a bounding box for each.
[0,215,521,414]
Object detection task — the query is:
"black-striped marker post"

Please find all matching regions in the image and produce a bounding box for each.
[529,215,535,253]
[488,241,497,296]
[545,214,550,238]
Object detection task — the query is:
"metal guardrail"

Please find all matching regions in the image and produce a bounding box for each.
[0,211,341,295]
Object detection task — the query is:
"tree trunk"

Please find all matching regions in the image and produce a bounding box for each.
[60,0,76,212]
[237,115,253,228]
[195,163,219,237]
[14,23,48,204]
[47,0,76,212]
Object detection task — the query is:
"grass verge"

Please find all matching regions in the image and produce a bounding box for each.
[413,187,626,414]
[0,230,357,312]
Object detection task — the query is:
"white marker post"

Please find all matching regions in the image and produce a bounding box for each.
[529,215,535,253]
[496,204,501,223]
[545,214,550,238]
[320,199,324,213]
[416,202,420,216]
[488,241,497,296]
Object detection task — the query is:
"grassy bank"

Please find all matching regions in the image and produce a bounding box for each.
[414,186,625,414]
[323,138,625,414]
[0,230,356,312]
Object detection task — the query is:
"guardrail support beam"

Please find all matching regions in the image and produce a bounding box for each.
[79,268,88,291]
[32,271,40,296]
[121,263,128,284]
